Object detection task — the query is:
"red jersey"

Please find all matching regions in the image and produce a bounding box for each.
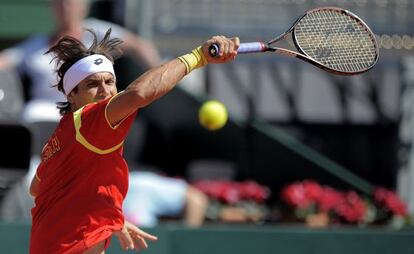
[30,98,137,254]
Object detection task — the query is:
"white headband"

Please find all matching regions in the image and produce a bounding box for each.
[63,54,115,95]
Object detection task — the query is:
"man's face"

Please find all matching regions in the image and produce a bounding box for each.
[68,72,117,110]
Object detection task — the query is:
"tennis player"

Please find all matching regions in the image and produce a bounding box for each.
[28,28,239,254]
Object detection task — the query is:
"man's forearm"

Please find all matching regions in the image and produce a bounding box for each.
[124,58,188,108]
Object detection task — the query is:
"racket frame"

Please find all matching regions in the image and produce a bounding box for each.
[210,6,379,76]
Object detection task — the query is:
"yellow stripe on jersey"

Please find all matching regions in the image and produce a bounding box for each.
[35,172,41,182]
[73,106,123,155]
[104,91,133,130]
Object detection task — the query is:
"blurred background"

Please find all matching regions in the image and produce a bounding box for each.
[1,0,414,253]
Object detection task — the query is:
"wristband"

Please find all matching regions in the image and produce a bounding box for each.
[178,46,208,74]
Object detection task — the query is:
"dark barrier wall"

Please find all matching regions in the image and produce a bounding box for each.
[1,222,414,254]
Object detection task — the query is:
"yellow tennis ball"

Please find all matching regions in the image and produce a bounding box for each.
[199,100,228,131]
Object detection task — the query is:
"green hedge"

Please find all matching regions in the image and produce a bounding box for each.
[0,2,54,38]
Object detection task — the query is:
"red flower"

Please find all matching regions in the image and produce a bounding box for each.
[193,180,220,198]
[281,182,312,209]
[238,181,270,203]
[193,180,270,205]
[281,180,411,226]
[335,191,367,223]
[303,180,323,202]
[281,181,369,224]
[218,182,241,204]
[281,180,326,209]
[374,187,408,217]
[317,187,344,213]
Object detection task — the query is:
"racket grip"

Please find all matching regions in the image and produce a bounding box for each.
[208,42,266,57]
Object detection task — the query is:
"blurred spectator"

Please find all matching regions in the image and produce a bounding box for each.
[124,169,209,228]
[0,0,160,123]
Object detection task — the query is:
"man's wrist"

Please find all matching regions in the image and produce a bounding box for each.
[178,46,208,74]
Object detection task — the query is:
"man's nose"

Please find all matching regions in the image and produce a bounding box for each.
[98,84,111,96]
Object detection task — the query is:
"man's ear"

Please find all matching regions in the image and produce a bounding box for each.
[67,90,75,104]
[67,93,73,103]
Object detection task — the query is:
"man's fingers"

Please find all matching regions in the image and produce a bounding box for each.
[114,230,135,251]
[129,228,158,241]
[230,37,240,53]
[133,236,149,251]
[125,232,135,250]
[118,237,128,250]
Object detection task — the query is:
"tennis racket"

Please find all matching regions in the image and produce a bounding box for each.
[209,7,379,75]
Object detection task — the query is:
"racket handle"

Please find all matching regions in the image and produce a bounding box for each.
[208,42,266,57]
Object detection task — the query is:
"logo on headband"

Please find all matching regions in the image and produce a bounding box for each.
[94,58,103,65]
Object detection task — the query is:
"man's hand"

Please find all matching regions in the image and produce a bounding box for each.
[202,36,240,64]
[113,220,158,252]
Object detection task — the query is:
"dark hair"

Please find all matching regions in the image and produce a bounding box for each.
[46,28,123,115]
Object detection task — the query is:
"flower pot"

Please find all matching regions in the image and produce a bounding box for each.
[305,213,329,228]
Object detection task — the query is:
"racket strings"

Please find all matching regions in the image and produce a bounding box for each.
[294,9,377,73]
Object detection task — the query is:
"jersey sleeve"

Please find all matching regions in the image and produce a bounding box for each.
[74,98,137,153]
